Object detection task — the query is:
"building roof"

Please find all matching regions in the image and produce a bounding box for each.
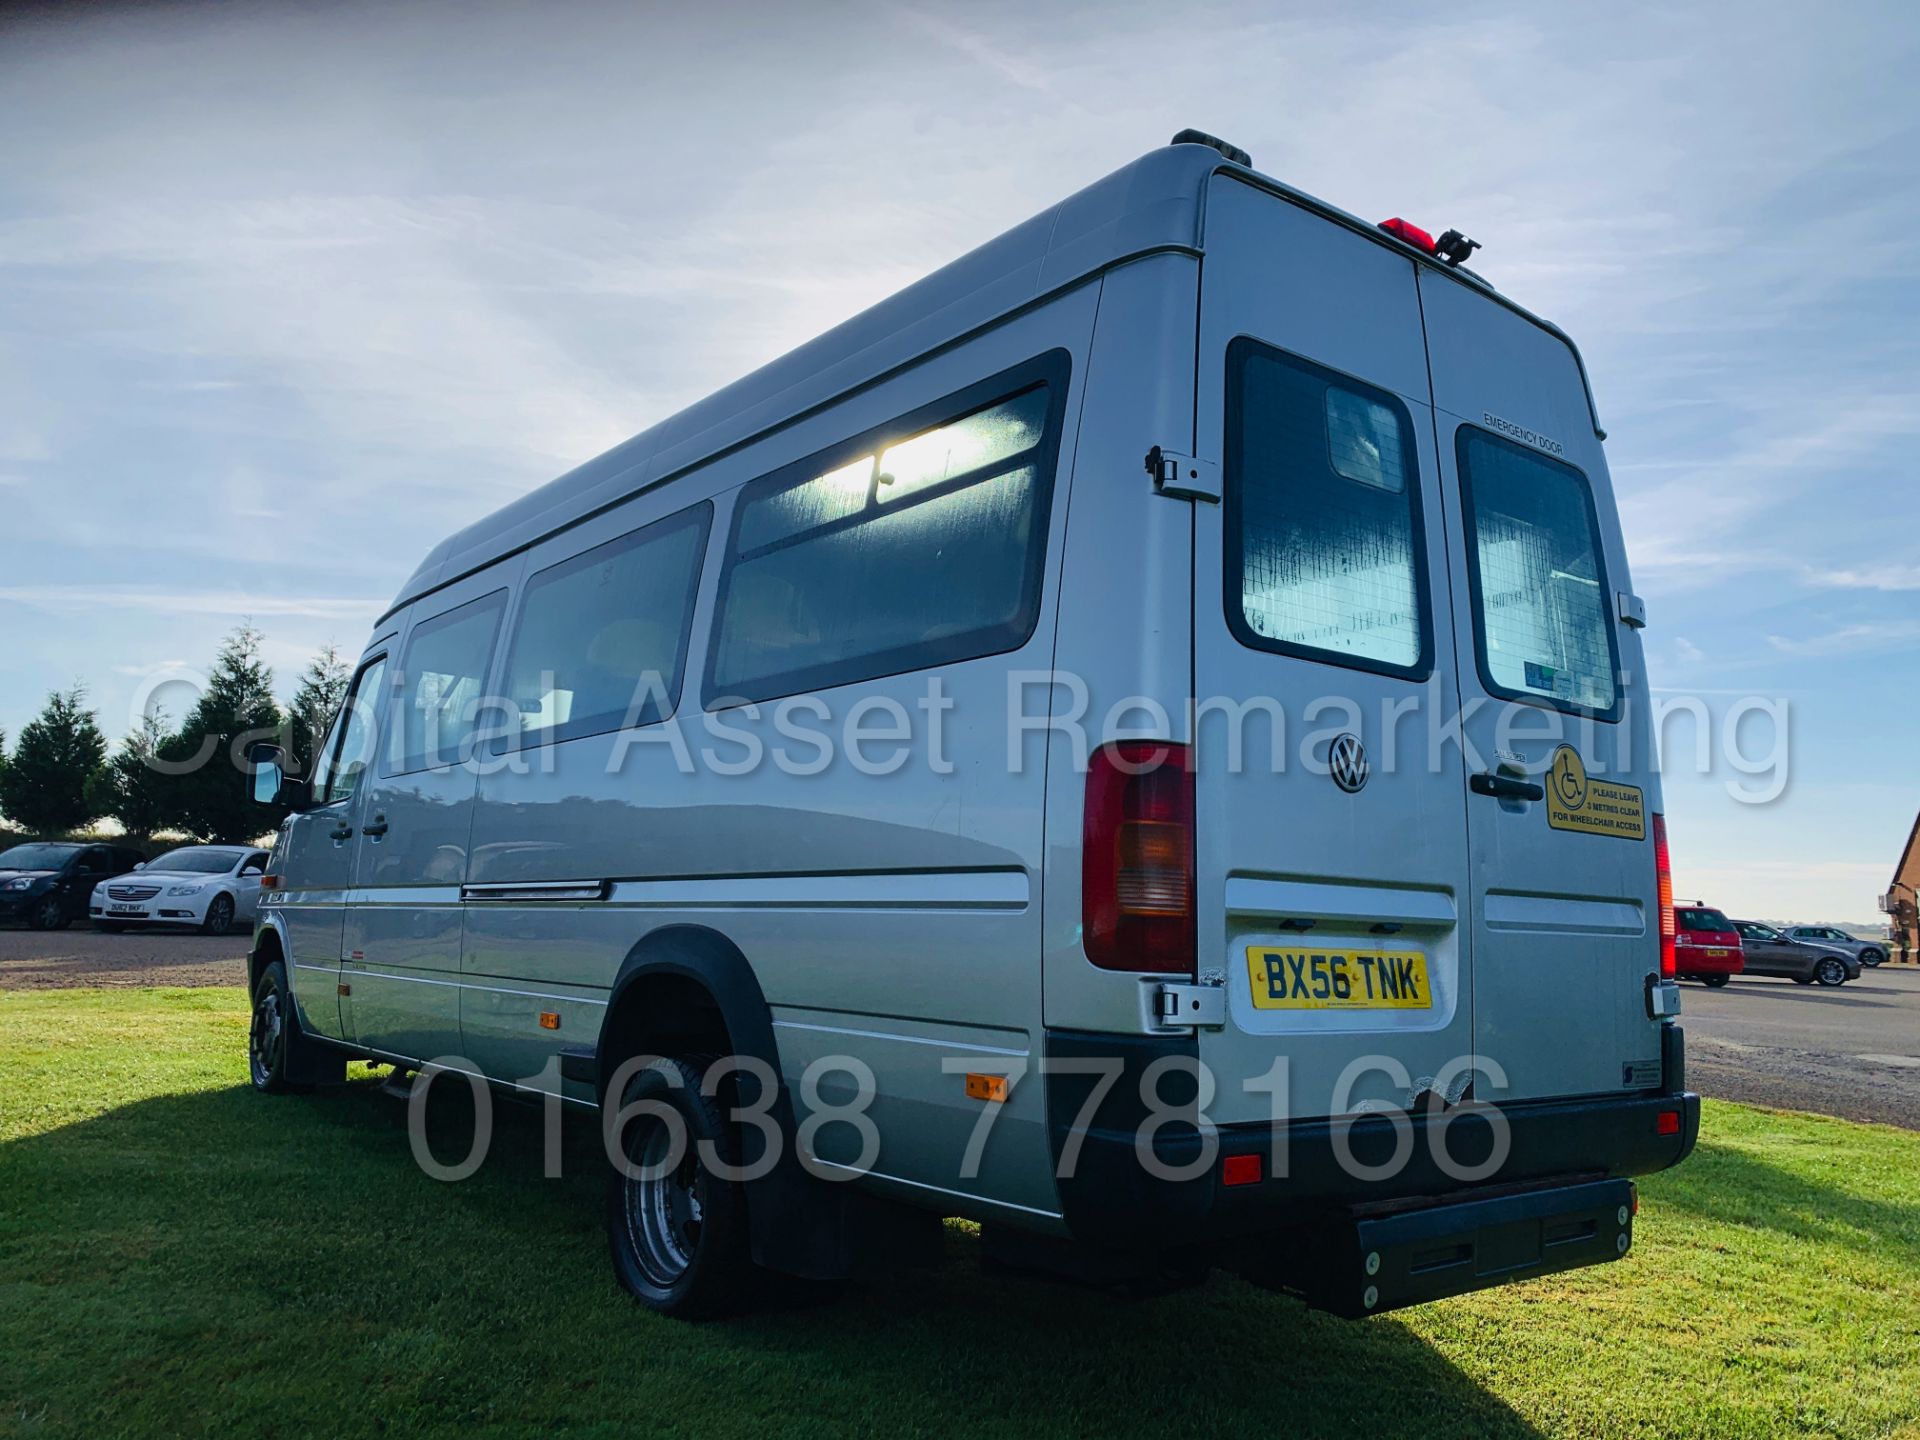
[385,139,1597,621]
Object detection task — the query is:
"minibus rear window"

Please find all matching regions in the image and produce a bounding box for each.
[1457,427,1619,719]
[707,354,1067,706]
[1225,340,1431,679]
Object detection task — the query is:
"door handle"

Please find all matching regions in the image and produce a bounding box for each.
[362,815,389,838]
[1470,772,1544,802]
[328,823,355,841]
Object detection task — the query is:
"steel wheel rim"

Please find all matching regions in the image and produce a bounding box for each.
[249,989,282,1086]
[207,897,233,935]
[1816,958,1845,986]
[624,1116,703,1287]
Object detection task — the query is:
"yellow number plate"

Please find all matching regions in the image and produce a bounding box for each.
[1246,947,1432,1010]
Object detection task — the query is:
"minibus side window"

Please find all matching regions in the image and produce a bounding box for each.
[1456,427,1619,719]
[499,503,711,747]
[707,354,1066,706]
[384,592,507,774]
[1225,341,1431,679]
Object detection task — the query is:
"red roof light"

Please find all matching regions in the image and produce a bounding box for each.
[1378,217,1437,254]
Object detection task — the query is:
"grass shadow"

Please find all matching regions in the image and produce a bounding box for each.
[0,1075,1545,1440]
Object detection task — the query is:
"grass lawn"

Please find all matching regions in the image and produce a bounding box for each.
[3,989,1918,1439]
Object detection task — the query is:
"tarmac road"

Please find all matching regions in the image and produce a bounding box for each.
[1681,965,1920,1130]
[0,923,248,990]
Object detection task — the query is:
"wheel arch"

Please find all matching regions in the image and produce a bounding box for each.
[596,923,854,1280]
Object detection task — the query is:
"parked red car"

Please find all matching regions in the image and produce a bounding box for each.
[1674,903,1744,987]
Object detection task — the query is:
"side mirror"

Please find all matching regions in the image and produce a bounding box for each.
[133,862,146,871]
[240,866,264,878]
[246,742,310,810]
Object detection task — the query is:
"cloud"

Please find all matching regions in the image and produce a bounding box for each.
[1799,562,1920,592]
[1764,620,1920,658]
[0,586,383,621]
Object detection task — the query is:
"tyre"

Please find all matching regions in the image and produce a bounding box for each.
[1792,975,1813,985]
[202,893,237,937]
[1814,956,1848,987]
[95,920,127,934]
[248,960,308,1093]
[605,1055,753,1320]
[1859,948,1886,968]
[26,895,69,931]
[1703,974,1730,988]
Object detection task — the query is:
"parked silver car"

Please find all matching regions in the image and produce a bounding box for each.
[1785,925,1887,968]
[1732,922,1861,987]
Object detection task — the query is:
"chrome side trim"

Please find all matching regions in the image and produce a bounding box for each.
[605,870,1029,911]
[804,1157,1062,1220]
[461,879,610,903]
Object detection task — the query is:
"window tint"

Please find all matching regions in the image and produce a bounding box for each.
[387,595,505,772]
[502,505,710,746]
[1226,342,1429,676]
[318,656,388,802]
[1679,908,1733,932]
[708,358,1064,705]
[1458,428,1618,716]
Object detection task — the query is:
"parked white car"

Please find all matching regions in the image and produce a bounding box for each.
[91,845,271,936]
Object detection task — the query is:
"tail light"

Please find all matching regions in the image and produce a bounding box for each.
[1652,814,1675,979]
[1083,741,1194,974]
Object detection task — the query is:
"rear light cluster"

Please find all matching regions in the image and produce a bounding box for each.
[1652,814,1676,980]
[1083,741,1195,975]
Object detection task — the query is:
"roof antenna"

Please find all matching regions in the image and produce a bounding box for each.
[1169,128,1252,167]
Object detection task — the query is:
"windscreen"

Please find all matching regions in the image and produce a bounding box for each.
[146,847,243,874]
[0,844,78,870]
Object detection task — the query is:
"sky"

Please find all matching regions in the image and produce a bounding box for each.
[1,0,1916,922]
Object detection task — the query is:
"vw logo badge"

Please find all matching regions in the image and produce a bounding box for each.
[1329,733,1369,793]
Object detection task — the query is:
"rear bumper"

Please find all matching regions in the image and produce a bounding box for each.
[1044,1024,1699,1255]
[1247,1176,1640,1317]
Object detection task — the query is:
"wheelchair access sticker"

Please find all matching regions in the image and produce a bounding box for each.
[1545,745,1645,840]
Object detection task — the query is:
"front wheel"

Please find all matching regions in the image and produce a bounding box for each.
[1859,948,1886,968]
[27,895,69,931]
[249,960,307,1093]
[202,893,237,936]
[95,920,127,934]
[1814,956,1848,987]
[1703,974,1730,988]
[605,1056,753,1320]
[1792,975,1814,985]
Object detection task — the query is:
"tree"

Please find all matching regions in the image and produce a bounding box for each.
[0,687,108,835]
[286,642,351,778]
[160,623,285,842]
[87,710,175,842]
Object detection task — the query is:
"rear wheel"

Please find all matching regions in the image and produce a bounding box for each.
[1814,956,1848,987]
[202,893,237,936]
[26,895,69,931]
[1702,974,1730,988]
[605,1055,753,1320]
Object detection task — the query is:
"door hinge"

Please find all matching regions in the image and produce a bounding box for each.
[1145,446,1221,503]
[1616,591,1647,629]
[1155,981,1226,1028]
[1646,976,1681,1020]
